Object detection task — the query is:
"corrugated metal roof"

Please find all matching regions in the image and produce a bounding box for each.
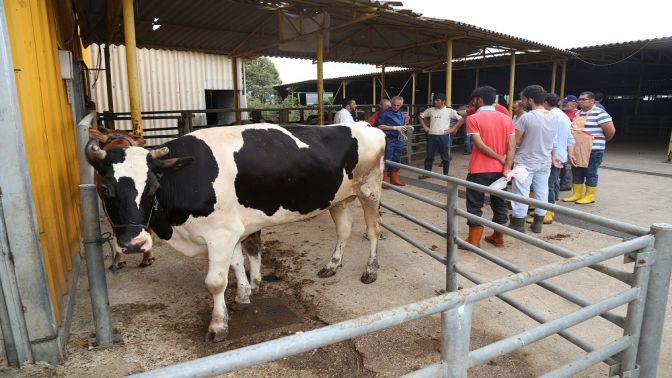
[76,0,572,70]
[570,36,672,51]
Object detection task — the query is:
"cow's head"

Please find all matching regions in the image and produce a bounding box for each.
[85,140,193,253]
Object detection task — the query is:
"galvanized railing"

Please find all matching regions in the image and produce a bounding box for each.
[129,161,671,378]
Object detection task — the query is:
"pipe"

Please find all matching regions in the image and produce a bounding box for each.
[550,61,557,94]
[508,52,516,115]
[76,111,97,185]
[316,33,324,125]
[103,44,115,129]
[445,39,453,107]
[560,59,567,98]
[122,0,143,136]
[78,184,113,346]
[541,336,632,378]
[232,57,240,125]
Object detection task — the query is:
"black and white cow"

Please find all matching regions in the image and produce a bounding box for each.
[86,122,385,341]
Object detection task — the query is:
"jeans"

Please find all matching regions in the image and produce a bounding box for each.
[464,134,472,153]
[424,134,451,175]
[512,162,551,218]
[466,172,509,227]
[384,137,405,173]
[572,150,604,187]
[548,165,561,203]
[559,161,572,189]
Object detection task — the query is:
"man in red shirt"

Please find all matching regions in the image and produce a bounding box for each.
[562,95,580,121]
[459,86,516,249]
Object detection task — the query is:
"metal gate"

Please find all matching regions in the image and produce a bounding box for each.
[125,162,670,378]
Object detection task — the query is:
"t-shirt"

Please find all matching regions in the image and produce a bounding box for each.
[577,106,612,150]
[420,106,462,135]
[333,108,354,124]
[466,104,510,117]
[377,109,405,137]
[565,109,580,121]
[466,107,515,174]
[550,107,574,163]
[514,108,557,165]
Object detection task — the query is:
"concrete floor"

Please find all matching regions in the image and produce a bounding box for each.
[2,138,671,377]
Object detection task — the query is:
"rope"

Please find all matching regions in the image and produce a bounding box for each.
[573,40,653,67]
[85,231,119,275]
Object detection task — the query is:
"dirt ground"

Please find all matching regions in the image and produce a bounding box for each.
[2,139,671,377]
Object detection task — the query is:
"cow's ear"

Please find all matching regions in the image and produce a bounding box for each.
[153,156,194,173]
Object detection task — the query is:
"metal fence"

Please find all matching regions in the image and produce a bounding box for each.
[129,161,671,378]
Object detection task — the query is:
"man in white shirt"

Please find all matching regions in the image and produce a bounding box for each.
[418,93,463,178]
[333,98,356,124]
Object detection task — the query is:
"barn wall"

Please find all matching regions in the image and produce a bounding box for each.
[89,44,247,144]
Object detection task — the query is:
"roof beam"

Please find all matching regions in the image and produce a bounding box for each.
[231,12,277,53]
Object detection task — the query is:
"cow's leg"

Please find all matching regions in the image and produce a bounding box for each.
[111,241,127,270]
[317,202,352,278]
[242,231,263,293]
[359,185,382,284]
[139,250,155,267]
[231,245,252,305]
[204,236,238,342]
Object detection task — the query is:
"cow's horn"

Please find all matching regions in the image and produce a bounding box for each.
[150,147,169,159]
[90,143,107,160]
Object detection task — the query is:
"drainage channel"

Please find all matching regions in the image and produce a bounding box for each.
[398,174,636,240]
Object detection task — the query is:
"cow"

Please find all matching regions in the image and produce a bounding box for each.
[85,122,385,341]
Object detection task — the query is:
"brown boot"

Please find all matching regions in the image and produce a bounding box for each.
[484,231,504,247]
[458,226,484,249]
[390,172,406,186]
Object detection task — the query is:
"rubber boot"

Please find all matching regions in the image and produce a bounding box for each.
[508,215,526,233]
[442,163,449,176]
[484,231,504,247]
[531,214,544,233]
[562,184,584,202]
[458,226,483,249]
[576,186,597,204]
[543,211,554,224]
[390,172,406,186]
[382,172,389,189]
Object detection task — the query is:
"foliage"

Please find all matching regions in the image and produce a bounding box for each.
[244,57,281,104]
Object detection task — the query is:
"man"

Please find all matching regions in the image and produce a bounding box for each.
[377,96,414,186]
[418,93,463,178]
[456,96,509,155]
[459,86,516,249]
[562,95,580,121]
[334,98,357,123]
[368,98,391,126]
[528,93,575,224]
[507,85,557,234]
[562,91,615,204]
[594,92,606,110]
[512,100,526,126]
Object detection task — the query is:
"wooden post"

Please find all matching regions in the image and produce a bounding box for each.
[103,44,115,129]
[474,68,480,88]
[550,61,557,94]
[446,39,453,106]
[316,32,324,125]
[342,79,346,99]
[560,59,567,98]
[122,0,143,136]
[232,57,240,125]
[508,52,516,115]
[427,71,432,103]
[381,65,386,100]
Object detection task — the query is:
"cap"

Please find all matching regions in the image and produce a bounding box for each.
[562,95,578,103]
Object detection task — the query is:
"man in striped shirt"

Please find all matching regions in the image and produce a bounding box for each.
[562,91,616,204]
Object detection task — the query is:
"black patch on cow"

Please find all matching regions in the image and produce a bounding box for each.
[233,125,359,216]
[150,136,219,240]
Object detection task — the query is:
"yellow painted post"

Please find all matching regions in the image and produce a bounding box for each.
[381,65,386,100]
[445,39,453,106]
[122,0,143,136]
[232,57,240,125]
[342,79,346,99]
[508,52,516,115]
[372,76,376,105]
[560,59,567,98]
[427,71,432,103]
[316,32,324,125]
[550,61,557,94]
[475,67,480,88]
[411,71,417,119]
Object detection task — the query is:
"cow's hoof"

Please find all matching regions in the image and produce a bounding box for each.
[317,267,337,278]
[251,279,262,294]
[138,257,155,268]
[109,261,126,271]
[230,301,251,311]
[206,326,229,342]
[360,272,378,284]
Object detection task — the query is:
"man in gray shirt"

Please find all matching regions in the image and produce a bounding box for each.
[506,85,557,233]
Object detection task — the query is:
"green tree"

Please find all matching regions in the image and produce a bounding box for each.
[245,57,281,104]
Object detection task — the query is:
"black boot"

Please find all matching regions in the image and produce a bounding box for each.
[442,161,449,176]
[531,214,544,233]
[508,215,526,233]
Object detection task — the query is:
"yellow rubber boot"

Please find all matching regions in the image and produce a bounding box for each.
[562,184,584,202]
[543,211,554,224]
[576,186,597,204]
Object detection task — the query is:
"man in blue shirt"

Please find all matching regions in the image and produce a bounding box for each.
[377,96,413,186]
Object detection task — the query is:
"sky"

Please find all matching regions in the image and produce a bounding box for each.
[270,0,671,84]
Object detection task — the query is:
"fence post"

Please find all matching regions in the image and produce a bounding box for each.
[279,109,289,124]
[616,238,654,376]
[178,112,187,136]
[406,128,413,164]
[637,223,672,377]
[446,182,459,292]
[185,111,193,133]
[442,303,472,378]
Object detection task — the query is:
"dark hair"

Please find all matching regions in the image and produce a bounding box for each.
[342,97,356,108]
[580,91,595,100]
[544,93,560,108]
[434,93,447,101]
[594,92,604,101]
[520,85,546,105]
[470,86,497,105]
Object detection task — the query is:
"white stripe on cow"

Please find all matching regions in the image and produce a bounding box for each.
[113,147,150,209]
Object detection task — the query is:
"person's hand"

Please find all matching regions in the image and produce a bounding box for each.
[503,169,512,177]
[498,155,506,165]
[422,126,429,133]
[552,156,563,168]
[444,128,453,135]
[569,154,577,167]
[402,125,414,132]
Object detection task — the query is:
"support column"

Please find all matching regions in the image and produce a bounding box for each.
[474,68,480,88]
[411,72,417,121]
[103,44,115,129]
[634,71,643,117]
[122,0,143,136]
[316,32,324,126]
[427,71,432,103]
[232,57,240,125]
[372,76,376,105]
[445,39,453,107]
[560,59,567,98]
[342,79,346,99]
[380,65,386,101]
[551,61,557,94]
[508,52,516,115]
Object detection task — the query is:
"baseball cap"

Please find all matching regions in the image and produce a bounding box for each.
[562,95,578,103]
